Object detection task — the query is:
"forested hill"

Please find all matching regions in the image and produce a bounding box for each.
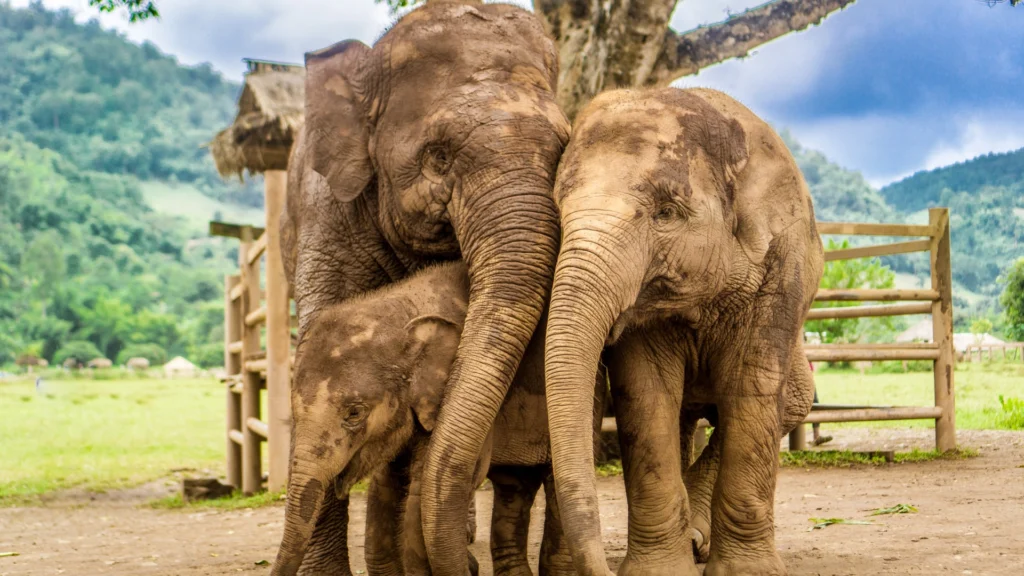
[0,2,257,207]
[0,2,251,368]
[880,148,1024,213]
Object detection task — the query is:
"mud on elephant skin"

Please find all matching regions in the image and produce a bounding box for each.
[543,87,824,576]
[277,1,569,574]
[273,262,601,576]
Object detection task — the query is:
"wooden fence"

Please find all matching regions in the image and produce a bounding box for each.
[961,343,1024,363]
[215,205,956,494]
[789,208,955,452]
[214,171,292,495]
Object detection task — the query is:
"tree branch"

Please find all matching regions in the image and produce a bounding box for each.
[648,0,857,88]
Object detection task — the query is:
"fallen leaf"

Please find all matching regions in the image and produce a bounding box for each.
[869,504,918,516]
[0,552,19,558]
[808,517,874,531]
[255,560,270,566]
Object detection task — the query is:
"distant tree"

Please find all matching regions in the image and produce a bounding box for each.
[54,340,104,366]
[88,0,158,22]
[379,0,857,120]
[970,318,993,341]
[806,239,898,344]
[1001,258,1024,341]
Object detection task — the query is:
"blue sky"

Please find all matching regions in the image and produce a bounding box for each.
[13,0,1024,186]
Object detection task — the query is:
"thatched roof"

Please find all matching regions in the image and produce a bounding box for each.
[210,62,305,179]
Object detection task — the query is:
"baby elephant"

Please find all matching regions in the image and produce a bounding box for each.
[273,261,601,576]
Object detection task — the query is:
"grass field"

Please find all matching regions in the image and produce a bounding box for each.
[0,377,259,504]
[1,362,1022,504]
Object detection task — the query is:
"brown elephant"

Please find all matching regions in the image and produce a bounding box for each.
[543,87,824,576]
[277,2,569,574]
[272,261,603,576]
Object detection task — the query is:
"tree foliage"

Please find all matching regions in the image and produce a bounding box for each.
[806,240,899,344]
[1001,258,1024,341]
[87,0,158,23]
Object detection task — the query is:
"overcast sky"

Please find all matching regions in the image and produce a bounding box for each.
[12,0,1024,187]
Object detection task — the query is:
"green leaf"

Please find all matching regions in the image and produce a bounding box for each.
[807,517,874,531]
[868,503,918,516]
[254,559,270,566]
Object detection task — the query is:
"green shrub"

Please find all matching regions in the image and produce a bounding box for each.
[53,340,103,366]
[115,343,167,366]
[997,395,1024,429]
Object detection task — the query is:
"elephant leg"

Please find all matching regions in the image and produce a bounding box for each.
[489,465,545,576]
[298,488,353,576]
[703,392,786,576]
[683,425,719,564]
[403,441,481,576]
[539,472,574,576]
[366,458,410,576]
[608,334,697,576]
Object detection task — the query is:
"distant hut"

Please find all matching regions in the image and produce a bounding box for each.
[164,356,198,379]
[126,357,151,371]
[87,358,113,369]
[209,59,305,180]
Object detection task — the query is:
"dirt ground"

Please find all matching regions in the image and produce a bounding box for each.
[3,428,1024,576]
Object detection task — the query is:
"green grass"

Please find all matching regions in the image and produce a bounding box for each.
[814,361,1024,429]
[0,377,259,505]
[140,181,264,230]
[780,448,977,468]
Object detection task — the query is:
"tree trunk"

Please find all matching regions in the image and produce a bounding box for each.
[534,0,857,120]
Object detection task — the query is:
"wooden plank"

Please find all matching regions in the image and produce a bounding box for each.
[805,348,940,362]
[209,221,265,239]
[824,239,931,262]
[227,340,243,355]
[815,222,933,237]
[930,208,956,452]
[805,343,937,350]
[805,302,932,321]
[803,406,942,424]
[814,289,939,302]
[263,170,292,493]
[247,232,268,265]
[247,417,269,440]
[245,306,267,327]
[224,274,242,489]
[602,416,709,434]
[228,429,244,445]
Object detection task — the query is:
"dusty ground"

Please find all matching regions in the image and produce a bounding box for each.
[2,428,1024,576]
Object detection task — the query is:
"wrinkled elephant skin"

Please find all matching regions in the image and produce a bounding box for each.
[544,88,824,576]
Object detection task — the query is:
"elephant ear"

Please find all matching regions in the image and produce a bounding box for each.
[403,315,463,432]
[304,40,373,203]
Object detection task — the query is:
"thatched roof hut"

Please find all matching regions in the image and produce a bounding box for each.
[210,59,305,179]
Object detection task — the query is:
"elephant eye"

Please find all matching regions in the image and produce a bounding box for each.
[654,203,682,223]
[343,404,369,426]
[422,143,454,178]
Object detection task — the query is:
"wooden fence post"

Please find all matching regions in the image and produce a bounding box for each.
[239,226,263,494]
[264,170,291,493]
[224,274,242,489]
[788,424,807,451]
[930,208,956,452]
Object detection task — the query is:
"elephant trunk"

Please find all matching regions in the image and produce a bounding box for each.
[272,444,349,576]
[422,169,560,575]
[544,205,646,576]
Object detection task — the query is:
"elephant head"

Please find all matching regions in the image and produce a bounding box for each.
[544,88,822,575]
[273,274,467,575]
[280,3,569,574]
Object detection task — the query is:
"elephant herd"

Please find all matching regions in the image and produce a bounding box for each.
[272,2,824,576]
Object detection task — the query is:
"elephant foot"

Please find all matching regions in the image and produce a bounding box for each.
[617,555,699,576]
[704,551,786,576]
[690,528,710,564]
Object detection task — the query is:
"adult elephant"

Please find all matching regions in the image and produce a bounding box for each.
[275,2,568,575]
[544,88,824,576]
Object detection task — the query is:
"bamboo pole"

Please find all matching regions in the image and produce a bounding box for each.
[804,348,940,362]
[264,170,292,493]
[815,222,933,237]
[224,274,242,489]
[824,239,931,262]
[930,208,956,452]
[239,226,263,494]
[813,289,939,302]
